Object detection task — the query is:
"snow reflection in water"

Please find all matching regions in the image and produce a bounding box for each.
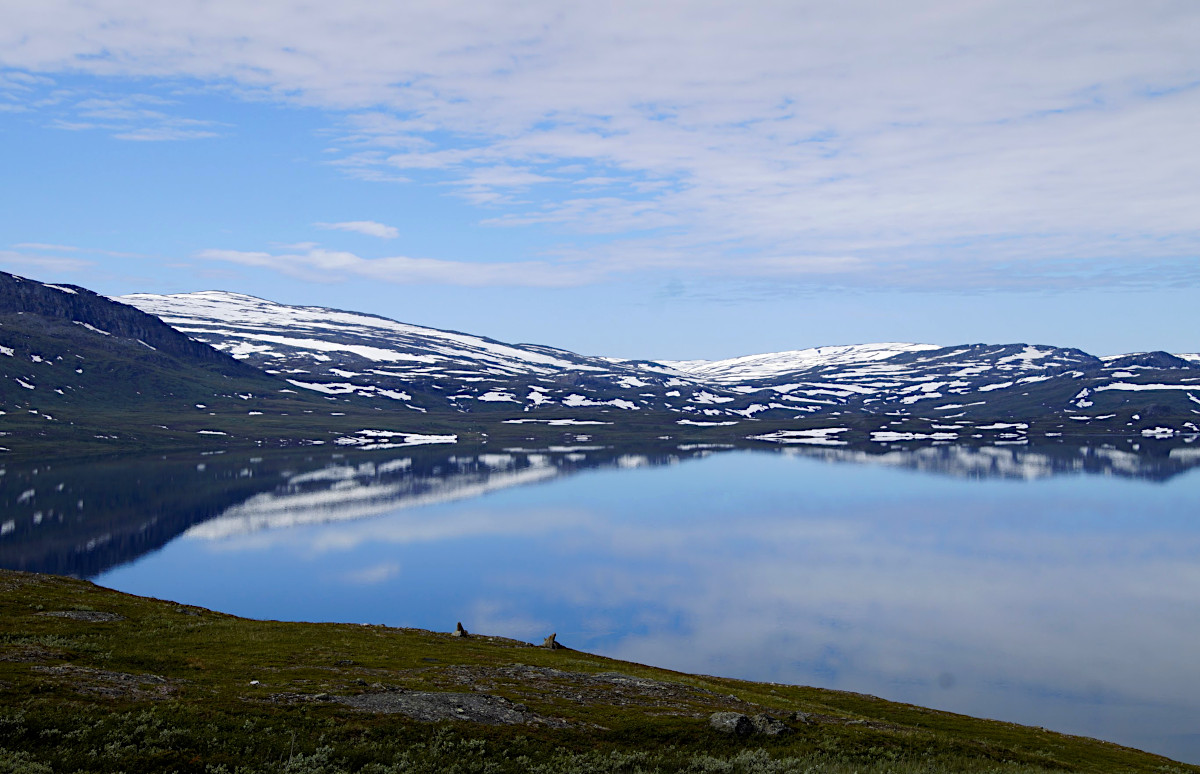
[1,440,1198,763]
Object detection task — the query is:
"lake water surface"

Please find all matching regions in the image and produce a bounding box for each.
[3,441,1199,763]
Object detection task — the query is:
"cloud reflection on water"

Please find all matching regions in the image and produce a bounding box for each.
[91,446,1200,762]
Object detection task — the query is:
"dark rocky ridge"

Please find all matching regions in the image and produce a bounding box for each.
[0,271,260,376]
[1104,351,1195,369]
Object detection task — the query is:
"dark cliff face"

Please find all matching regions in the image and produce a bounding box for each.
[0,271,260,377]
[0,269,295,418]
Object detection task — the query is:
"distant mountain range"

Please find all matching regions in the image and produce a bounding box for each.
[120,288,1200,426]
[2,269,1199,457]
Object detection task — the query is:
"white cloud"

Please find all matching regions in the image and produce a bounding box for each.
[8,242,146,260]
[315,220,400,239]
[0,249,94,272]
[36,91,224,141]
[198,246,598,287]
[2,1,1200,288]
[13,242,80,251]
[112,125,219,141]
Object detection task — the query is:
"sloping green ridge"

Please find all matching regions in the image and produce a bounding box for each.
[1,570,1193,774]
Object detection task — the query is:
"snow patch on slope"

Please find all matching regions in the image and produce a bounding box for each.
[662,343,939,383]
[120,291,602,374]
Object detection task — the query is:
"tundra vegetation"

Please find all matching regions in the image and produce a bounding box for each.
[1,570,1194,774]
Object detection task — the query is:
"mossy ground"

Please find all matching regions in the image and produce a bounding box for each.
[1,571,1194,773]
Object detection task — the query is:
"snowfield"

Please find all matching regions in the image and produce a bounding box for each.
[116,290,1200,423]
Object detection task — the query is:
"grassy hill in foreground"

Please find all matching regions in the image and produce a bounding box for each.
[1,570,1194,774]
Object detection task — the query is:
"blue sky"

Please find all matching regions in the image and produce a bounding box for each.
[1,1,1198,359]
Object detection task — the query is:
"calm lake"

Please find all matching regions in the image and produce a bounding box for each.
[3,439,1199,763]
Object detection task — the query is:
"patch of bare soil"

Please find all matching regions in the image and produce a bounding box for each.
[333,688,568,727]
[0,643,66,663]
[436,663,746,716]
[33,664,178,700]
[38,610,125,622]
[0,570,44,592]
[427,665,906,732]
[253,686,566,727]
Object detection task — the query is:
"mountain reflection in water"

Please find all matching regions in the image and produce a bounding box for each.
[3,438,1198,576]
[2,437,1199,764]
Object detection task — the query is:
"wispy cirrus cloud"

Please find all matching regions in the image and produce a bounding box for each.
[2,1,1200,290]
[0,69,49,112]
[21,89,224,141]
[315,221,399,239]
[0,249,95,273]
[9,242,146,260]
[198,246,598,287]
[111,124,220,141]
[14,242,81,252]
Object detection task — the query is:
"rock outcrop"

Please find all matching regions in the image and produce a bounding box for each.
[708,712,792,736]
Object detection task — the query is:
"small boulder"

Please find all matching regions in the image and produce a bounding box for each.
[709,712,754,735]
[710,712,792,736]
[542,632,564,649]
[751,714,792,736]
[452,622,469,638]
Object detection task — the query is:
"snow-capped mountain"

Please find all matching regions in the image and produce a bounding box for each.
[0,272,465,456]
[118,290,688,413]
[661,343,943,382]
[120,290,1200,424]
[8,268,1196,459]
